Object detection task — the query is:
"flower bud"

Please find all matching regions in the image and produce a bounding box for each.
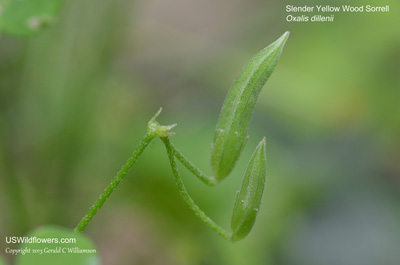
[211,32,289,181]
[231,138,266,241]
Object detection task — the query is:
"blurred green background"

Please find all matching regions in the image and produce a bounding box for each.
[1,0,399,264]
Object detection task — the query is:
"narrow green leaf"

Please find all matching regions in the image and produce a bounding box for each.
[16,226,99,265]
[211,32,289,181]
[231,138,266,241]
[0,255,7,265]
[0,0,63,37]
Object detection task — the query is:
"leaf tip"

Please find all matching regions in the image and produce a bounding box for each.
[274,31,290,51]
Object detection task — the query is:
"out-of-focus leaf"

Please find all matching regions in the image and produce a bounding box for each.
[16,226,99,265]
[0,255,7,265]
[0,0,63,36]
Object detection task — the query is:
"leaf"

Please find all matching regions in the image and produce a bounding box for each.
[211,32,289,181]
[0,0,63,37]
[16,226,99,265]
[231,138,267,241]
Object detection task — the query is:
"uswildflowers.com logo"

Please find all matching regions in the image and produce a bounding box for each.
[5,236,76,244]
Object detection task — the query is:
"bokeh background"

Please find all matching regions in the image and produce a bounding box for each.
[1,0,399,264]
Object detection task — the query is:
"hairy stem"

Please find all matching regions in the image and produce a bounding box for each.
[74,133,155,233]
[161,137,232,241]
[169,142,217,186]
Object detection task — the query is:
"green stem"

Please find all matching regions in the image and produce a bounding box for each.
[74,132,155,233]
[161,137,232,241]
[169,142,217,186]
